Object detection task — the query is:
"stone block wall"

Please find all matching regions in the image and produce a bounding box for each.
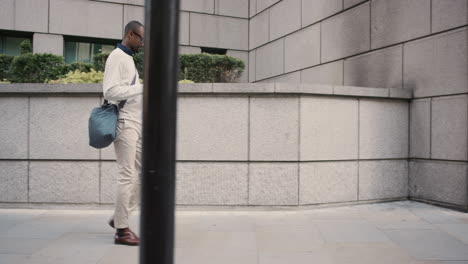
[249,0,467,87]
[0,83,414,208]
[249,0,468,211]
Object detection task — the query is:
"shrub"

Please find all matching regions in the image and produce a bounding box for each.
[19,39,32,55]
[66,62,94,73]
[133,51,144,78]
[9,53,67,83]
[179,53,244,83]
[48,69,104,84]
[93,52,109,72]
[178,79,194,83]
[0,54,14,81]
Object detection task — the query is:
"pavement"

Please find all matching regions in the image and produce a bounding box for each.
[0,201,468,264]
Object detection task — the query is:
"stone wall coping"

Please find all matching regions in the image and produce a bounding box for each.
[0,83,413,99]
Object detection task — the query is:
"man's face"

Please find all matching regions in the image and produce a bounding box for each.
[130,26,145,53]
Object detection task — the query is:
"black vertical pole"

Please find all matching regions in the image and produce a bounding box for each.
[140,0,179,263]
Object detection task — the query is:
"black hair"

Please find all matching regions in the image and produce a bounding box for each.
[124,20,144,37]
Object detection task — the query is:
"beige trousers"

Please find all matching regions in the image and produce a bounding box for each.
[113,118,142,229]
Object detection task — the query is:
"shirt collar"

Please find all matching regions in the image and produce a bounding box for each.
[117,43,134,56]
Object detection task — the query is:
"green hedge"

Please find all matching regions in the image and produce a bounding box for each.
[48,69,104,84]
[93,53,108,72]
[19,40,32,55]
[179,53,244,83]
[0,54,14,81]
[9,53,68,83]
[0,47,244,83]
[66,62,94,73]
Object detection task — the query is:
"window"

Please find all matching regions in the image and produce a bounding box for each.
[64,37,119,64]
[0,31,32,56]
[201,47,227,55]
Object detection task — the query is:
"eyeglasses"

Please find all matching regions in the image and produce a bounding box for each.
[132,31,144,42]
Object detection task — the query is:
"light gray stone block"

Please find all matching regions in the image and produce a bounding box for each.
[15,0,48,33]
[257,0,280,13]
[321,3,370,62]
[29,161,99,203]
[383,229,468,260]
[333,86,389,97]
[359,160,408,200]
[249,50,256,82]
[431,95,468,161]
[215,0,249,18]
[177,97,248,160]
[249,163,298,205]
[249,10,269,49]
[250,97,299,161]
[301,61,344,85]
[0,83,102,94]
[213,83,274,93]
[300,161,358,204]
[190,13,248,50]
[127,0,145,4]
[404,28,468,98]
[389,88,412,99]
[0,0,14,30]
[176,162,248,205]
[123,5,144,30]
[30,97,100,160]
[100,161,118,204]
[410,99,431,159]
[226,50,249,83]
[100,143,116,160]
[269,0,301,40]
[180,0,214,13]
[300,84,333,94]
[250,0,257,17]
[0,161,28,202]
[93,0,127,3]
[285,24,320,72]
[178,83,213,93]
[179,12,190,45]
[273,83,302,93]
[259,72,301,83]
[344,0,367,9]
[273,83,298,93]
[33,34,64,56]
[432,0,467,33]
[300,97,358,160]
[0,98,28,159]
[49,0,123,39]
[359,100,409,159]
[371,0,431,49]
[256,38,284,80]
[302,0,342,27]
[409,160,467,206]
[179,46,200,55]
[344,45,403,88]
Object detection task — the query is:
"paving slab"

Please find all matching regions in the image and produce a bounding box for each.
[0,201,467,264]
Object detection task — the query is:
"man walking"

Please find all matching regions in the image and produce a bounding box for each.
[103,20,144,246]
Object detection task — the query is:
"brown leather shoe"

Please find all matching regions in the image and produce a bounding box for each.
[108,219,138,236]
[115,228,139,246]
